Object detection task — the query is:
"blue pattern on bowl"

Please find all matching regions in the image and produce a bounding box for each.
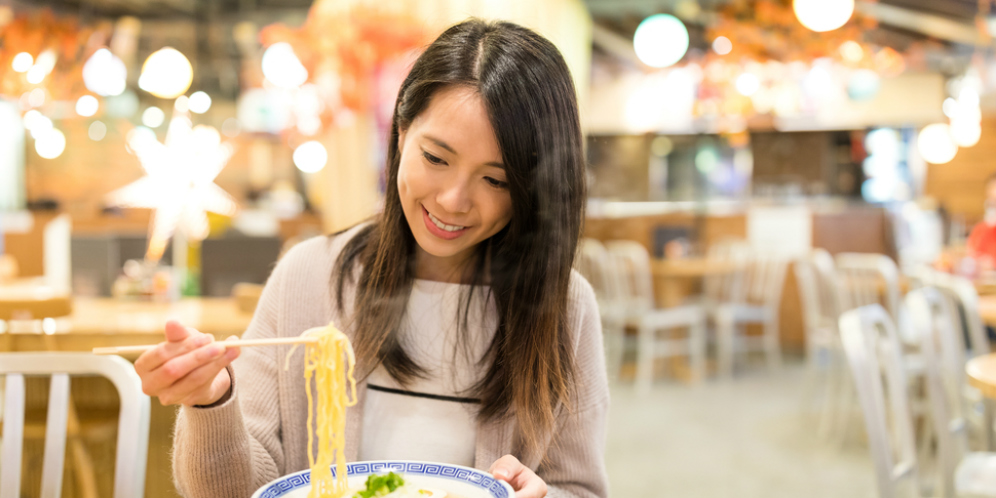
[254,460,513,498]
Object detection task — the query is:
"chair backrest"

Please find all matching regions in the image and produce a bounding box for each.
[0,352,150,498]
[811,248,844,320]
[928,272,990,358]
[839,305,920,498]
[835,253,902,318]
[578,239,626,321]
[704,239,751,303]
[604,240,656,312]
[906,288,969,498]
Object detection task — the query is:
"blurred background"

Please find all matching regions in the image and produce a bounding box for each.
[4,0,996,497]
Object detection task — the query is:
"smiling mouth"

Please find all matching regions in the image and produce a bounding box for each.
[425,208,468,232]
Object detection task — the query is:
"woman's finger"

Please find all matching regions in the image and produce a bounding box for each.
[490,454,524,480]
[511,468,547,498]
[135,332,211,373]
[158,348,238,406]
[142,342,226,395]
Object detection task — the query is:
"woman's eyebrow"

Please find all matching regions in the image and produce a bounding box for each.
[423,134,504,169]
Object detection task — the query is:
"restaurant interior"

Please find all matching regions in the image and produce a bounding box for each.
[4,0,996,497]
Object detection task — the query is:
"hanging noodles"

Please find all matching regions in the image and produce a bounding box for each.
[289,323,358,498]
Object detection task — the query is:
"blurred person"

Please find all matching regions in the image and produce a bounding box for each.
[132,19,607,498]
[966,173,996,271]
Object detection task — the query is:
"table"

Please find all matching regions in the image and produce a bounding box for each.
[967,354,996,450]
[650,257,740,308]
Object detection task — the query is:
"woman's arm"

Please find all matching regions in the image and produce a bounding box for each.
[537,275,610,498]
[171,250,291,497]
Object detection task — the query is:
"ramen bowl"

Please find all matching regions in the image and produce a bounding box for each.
[251,460,514,498]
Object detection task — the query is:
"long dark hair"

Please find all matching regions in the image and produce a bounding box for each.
[333,19,585,456]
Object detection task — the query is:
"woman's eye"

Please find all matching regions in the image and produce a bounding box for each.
[485,176,509,189]
[422,151,446,165]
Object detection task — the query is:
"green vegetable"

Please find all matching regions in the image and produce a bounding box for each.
[354,472,406,498]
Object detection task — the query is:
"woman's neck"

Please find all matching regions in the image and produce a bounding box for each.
[414,246,478,284]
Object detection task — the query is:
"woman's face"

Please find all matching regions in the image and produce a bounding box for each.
[397,86,512,274]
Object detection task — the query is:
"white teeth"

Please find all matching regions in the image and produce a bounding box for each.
[427,211,466,232]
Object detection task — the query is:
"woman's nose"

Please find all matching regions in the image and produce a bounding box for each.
[436,178,472,214]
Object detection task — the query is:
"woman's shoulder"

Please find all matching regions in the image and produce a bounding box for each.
[277,222,371,273]
[566,269,599,337]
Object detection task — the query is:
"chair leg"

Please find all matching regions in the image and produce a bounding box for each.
[689,317,706,383]
[604,321,625,383]
[763,316,782,372]
[635,324,655,392]
[716,311,735,379]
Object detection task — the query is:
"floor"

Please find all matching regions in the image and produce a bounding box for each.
[605,361,877,498]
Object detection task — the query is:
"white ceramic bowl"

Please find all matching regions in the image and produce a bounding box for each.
[251,460,514,498]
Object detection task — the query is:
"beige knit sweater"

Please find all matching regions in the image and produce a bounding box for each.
[171,225,610,498]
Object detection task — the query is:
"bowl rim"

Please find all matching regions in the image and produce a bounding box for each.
[252,459,515,498]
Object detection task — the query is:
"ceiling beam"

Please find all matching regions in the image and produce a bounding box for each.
[855,1,989,46]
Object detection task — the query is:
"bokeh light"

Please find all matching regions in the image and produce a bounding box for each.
[293,140,328,173]
[189,91,212,114]
[139,48,193,99]
[83,49,127,97]
[633,14,689,68]
[262,43,309,89]
[76,95,99,117]
[142,106,165,128]
[794,0,854,32]
[917,123,958,164]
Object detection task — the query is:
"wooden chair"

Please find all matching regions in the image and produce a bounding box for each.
[0,352,150,498]
[605,240,707,390]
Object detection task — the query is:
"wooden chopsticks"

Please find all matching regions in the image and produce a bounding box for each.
[92,336,319,356]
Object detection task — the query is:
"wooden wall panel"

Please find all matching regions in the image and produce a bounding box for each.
[925,116,996,226]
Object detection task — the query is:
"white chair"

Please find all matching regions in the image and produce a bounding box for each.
[907,288,996,498]
[710,242,787,378]
[839,305,920,498]
[928,272,990,359]
[578,238,627,381]
[604,240,707,390]
[796,248,852,440]
[0,352,150,498]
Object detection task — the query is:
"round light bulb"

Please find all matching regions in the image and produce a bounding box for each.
[293,141,328,173]
[794,0,854,32]
[188,91,212,114]
[35,128,66,159]
[917,123,958,164]
[76,95,99,117]
[142,106,165,128]
[138,47,193,99]
[633,14,689,68]
[262,43,309,89]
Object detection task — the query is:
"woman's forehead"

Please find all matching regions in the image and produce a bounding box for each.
[410,87,503,164]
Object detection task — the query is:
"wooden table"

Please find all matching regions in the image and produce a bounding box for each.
[967,354,996,450]
[650,257,740,308]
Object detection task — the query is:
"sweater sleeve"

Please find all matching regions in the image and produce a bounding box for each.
[171,245,292,498]
[538,274,611,498]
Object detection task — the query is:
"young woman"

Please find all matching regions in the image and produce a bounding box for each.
[134,19,608,498]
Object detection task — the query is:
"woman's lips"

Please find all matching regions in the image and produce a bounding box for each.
[422,205,469,240]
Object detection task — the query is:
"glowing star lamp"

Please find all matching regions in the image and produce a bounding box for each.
[106,100,237,273]
[633,14,689,68]
[793,0,854,32]
[138,48,193,99]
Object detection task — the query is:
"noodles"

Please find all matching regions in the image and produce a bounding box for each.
[297,323,358,498]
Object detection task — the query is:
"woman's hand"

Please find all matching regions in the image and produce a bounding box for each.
[134,320,241,407]
[490,455,547,498]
